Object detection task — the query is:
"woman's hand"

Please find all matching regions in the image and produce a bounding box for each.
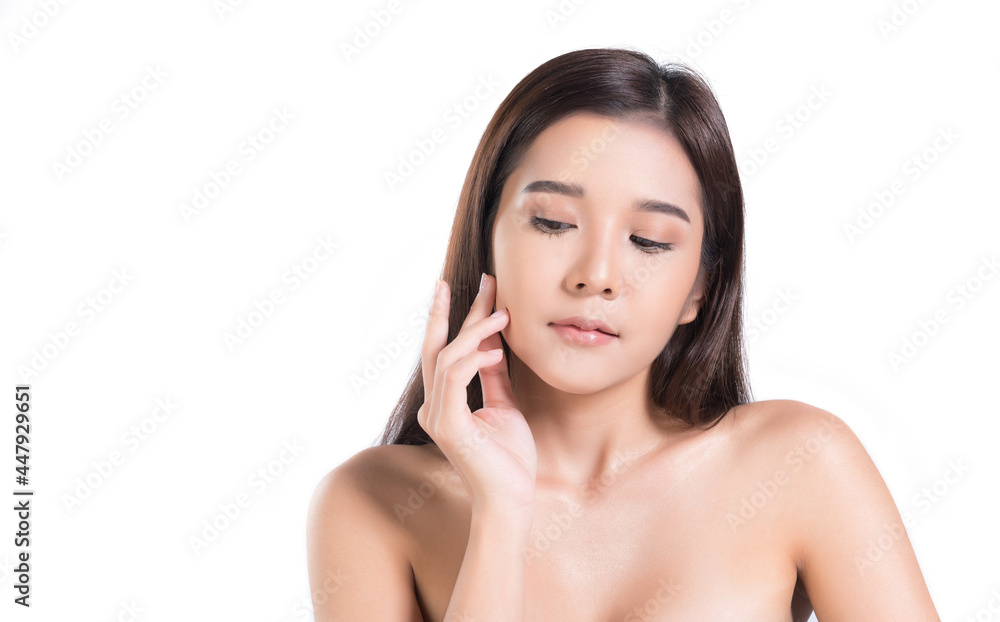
[418,273,537,515]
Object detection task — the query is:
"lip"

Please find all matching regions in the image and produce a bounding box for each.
[549,316,619,346]
[550,324,617,345]
[551,316,618,335]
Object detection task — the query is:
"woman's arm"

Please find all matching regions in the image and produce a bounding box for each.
[784,402,940,620]
[306,453,424,621]
[444,505,534,622]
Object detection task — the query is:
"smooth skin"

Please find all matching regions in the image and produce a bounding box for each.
[306,112,940,621]
[416,276,536,516]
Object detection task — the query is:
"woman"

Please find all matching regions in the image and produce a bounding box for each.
[307,47,940,621]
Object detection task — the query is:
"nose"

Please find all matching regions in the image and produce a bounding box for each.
[565,227,622,298]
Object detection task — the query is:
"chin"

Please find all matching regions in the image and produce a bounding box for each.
[509,339,628,395]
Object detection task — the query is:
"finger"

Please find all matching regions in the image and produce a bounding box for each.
[421,279,450,398]
[472,298,518,411]
[435,308,509,377]
[459,273,498,333]
[478,337,518,412]
[431,347,505,439]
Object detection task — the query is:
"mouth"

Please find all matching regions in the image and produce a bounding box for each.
[549,316,619,345]
[549,323,618,345]
[550,316,618,336]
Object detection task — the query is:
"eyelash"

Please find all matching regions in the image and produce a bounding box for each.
[528,216,674,254]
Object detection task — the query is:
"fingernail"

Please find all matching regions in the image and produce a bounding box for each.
[480,272,487,292]
[490,308,505,318]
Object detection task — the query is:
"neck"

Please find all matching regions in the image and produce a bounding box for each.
[507,352,688,496]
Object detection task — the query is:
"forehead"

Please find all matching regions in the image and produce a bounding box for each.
[502,112,704,226]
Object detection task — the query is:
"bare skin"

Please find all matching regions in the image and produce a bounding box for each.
[306,113,939,620]
[316,399,936,621]
[384,400,812,621]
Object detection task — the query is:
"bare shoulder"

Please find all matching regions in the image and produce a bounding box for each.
[309,443,455,539]
[723,399,939,619]
[318,444,415,488]
[306,446,409,565]
[714,398,865,533]
[725,398,853,443]
[305,445,435,620]
[723,398,881,524]
[309,444,438,525]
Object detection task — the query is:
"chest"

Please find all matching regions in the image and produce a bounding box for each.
[404,477,798,621]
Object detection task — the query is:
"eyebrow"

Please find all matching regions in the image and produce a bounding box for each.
[521,179,691,224]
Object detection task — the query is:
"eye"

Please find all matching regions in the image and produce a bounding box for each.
[528,216,674,254]
[528,216,571,237]
[630,235,674,254]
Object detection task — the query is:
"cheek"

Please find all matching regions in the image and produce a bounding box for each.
[495,237,557,298]
[623,262,696,323]
[623,253,679,295]
[634,236,701,283]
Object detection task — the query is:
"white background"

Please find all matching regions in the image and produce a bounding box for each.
[1,0,998,620]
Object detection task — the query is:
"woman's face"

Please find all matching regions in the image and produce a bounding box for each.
[491,112,706,395]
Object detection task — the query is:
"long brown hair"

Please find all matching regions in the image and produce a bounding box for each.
[377,47,751,446]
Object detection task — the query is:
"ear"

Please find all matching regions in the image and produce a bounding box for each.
[678,270,706,325]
